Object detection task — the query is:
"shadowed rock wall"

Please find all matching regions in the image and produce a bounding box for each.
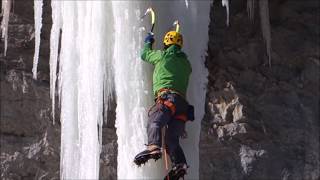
[200,0,319,179]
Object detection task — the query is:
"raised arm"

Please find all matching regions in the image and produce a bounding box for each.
[141,43,162,65]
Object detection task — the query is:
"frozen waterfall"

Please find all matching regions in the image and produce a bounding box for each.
[48,0,211,179]
[49,1,114,179]
[0,0,273,179]
[113,1,210,179]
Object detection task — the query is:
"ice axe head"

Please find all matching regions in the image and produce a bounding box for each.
[173,20,180,33]
[141,7,155,33]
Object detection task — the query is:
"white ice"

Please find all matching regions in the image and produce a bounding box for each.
[51,1,114,179]
[1,0,12,56]
[49,0,62,123]
[32,0,43,80]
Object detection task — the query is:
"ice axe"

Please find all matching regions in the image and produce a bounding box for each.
[141,7,156,34]
[173,20,180,33]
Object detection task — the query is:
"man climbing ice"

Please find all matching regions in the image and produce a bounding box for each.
[134,28,194,180]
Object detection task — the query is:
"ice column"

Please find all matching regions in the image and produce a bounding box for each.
[50,1,114,179]
[1,0,12,56]
[32,0,43,79]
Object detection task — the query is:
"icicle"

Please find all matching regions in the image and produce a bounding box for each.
[32,0,43,79]
[49,0,62,124]
[259,0,272,67]
[247,0,255,22]
[185,0,189,9]
[1,0,12,56]
[222,0,230,26]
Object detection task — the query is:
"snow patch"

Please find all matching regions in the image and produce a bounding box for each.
[23,132,53,159]
[6,70,19,91]
[240,145,266,174]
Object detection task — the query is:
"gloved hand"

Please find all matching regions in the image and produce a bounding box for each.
[144,32,155,44]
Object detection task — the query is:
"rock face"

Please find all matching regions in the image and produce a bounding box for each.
[0,1,60,179]
[200,0,319,180]
[0,0,319,180]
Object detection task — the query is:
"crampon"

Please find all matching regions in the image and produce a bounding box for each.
[163,164,188,180]
[134,147,162,166]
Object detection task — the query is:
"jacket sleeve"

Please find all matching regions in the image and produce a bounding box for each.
[141,43,162,65]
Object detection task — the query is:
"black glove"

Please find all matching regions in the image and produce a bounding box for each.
[144,32,155,44]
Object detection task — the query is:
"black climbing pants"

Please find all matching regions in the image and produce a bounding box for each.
[147,93,189,165]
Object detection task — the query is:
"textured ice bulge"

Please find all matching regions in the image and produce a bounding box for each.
[32,0,43,79]
[1,0,12,56]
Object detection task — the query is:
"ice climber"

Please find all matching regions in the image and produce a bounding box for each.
[134,30,194,179]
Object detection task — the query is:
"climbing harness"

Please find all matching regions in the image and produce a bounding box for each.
[148,88,193,122]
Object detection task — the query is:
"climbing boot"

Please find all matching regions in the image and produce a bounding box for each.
[134,145,162,166]
[163,163,188,180]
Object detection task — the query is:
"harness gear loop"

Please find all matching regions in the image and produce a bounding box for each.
[156,98,176,116]
[156,89,188,122]
[157,88,185,99]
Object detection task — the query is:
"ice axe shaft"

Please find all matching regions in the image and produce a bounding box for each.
[141,7,155,33]
[173,20,180,32]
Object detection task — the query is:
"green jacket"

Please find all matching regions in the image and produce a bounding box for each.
[141,43,192,97]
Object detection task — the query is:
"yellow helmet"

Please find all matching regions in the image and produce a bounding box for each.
[163,31,183,47]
